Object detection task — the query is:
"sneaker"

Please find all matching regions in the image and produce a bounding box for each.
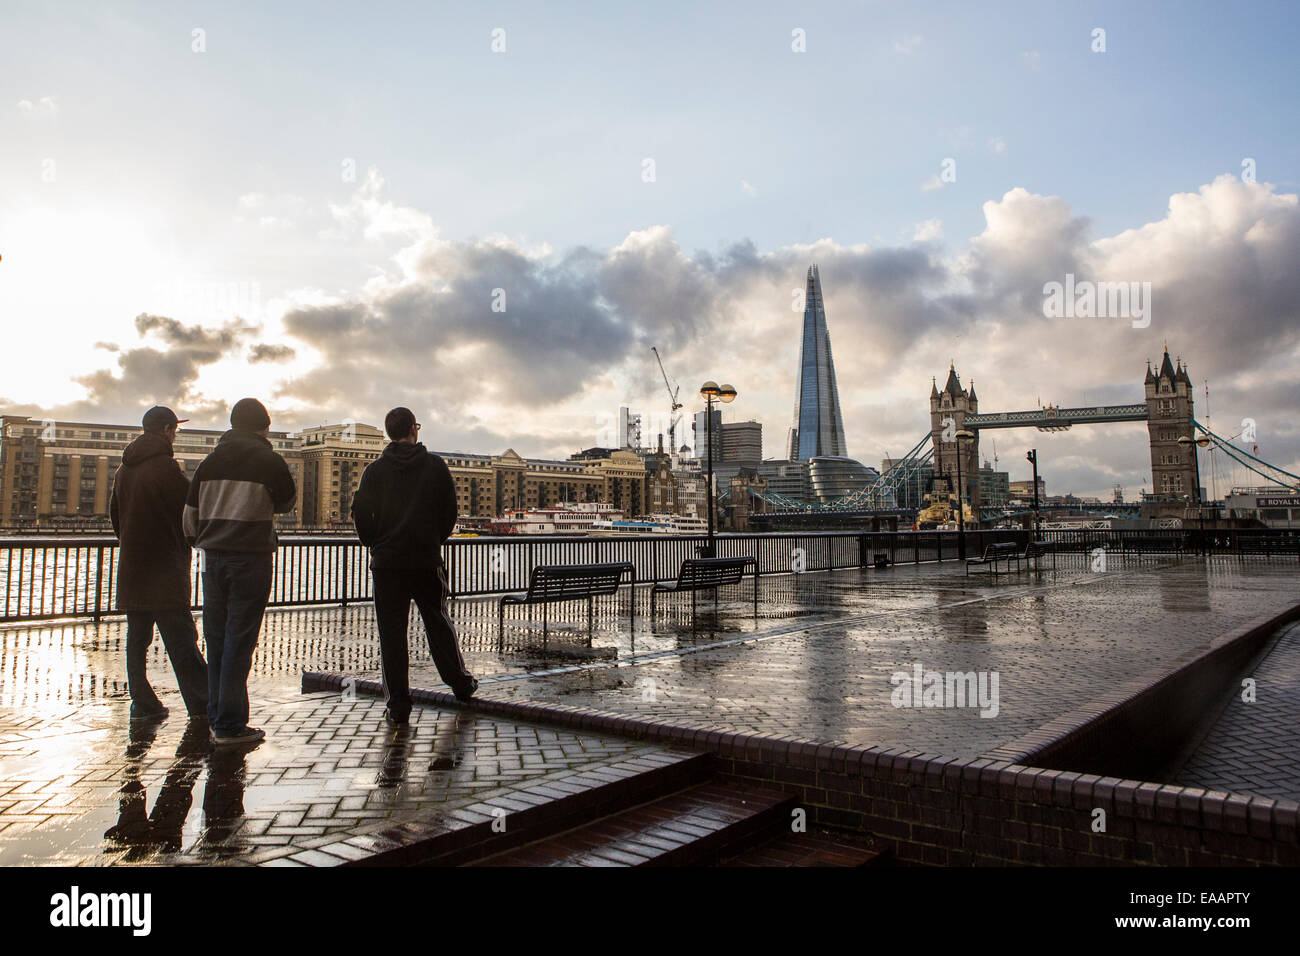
[383,708,409,726]
[212,726,265,747]
[129,705,169,723]
[453,678,479,702]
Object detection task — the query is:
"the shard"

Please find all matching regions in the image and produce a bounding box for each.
[787,264,848,460]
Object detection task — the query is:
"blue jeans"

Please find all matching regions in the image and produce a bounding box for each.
[201,551,273,734]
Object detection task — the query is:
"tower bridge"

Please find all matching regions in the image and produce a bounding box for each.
[928,348,1200,518]
[752,345,1298,520]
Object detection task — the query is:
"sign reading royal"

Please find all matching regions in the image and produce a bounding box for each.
[1257,497,1300,507]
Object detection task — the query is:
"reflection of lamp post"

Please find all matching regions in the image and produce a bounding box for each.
[954,429,974,559]
[1178,435,1207,554]
[699,380,737,557]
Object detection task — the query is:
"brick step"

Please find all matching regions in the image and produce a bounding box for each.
[468,781,797,867]
[718,830,888,867]
[341,749,714,866]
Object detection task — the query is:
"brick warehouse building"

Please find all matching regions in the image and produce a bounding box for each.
[0,415,303,527]
[0,415,697,528]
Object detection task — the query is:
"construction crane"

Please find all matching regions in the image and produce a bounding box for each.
[650,346,683,451]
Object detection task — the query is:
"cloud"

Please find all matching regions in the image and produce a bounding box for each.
[913,219,943,241]
[1021,51,1041,70]
[134,312,255,351]
[16,96,58,115]
[325,166,434,242]
[740,179,758,197]
[248,343,296,363]
[988,137,1006,156]
[893,35,923,54]
[921,174,944,192]
[35,174,1300,496]
[68,314,257,424]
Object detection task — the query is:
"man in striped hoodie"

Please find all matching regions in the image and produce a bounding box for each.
[184,398,296,746]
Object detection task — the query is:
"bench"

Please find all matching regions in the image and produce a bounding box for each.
[1020,539,1056,571]
[1237,533,1300,563]
[965,541,1020,576]
[649,556,758,618]
[498,562,634,646]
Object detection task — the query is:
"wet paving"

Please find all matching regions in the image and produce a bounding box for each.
[424,554,1300,759]
[1174,619,1300,803]
[0,690,664,866]
[0,553,1297,865]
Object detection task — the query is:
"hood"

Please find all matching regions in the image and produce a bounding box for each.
[217,428,271,449]
[382,440,429,469]
[121,431,174,466]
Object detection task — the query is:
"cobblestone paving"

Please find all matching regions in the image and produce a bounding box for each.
[0,689,662,866]
[419,556,1300,759]
[1174,620,1300,802]
[1,553,1296,864]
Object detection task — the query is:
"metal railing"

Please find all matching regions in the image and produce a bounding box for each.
[1,528,1293,623]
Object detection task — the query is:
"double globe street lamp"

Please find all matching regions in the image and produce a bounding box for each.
[699,380,737,557]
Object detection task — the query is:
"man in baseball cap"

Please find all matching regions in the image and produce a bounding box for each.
[141,405,190,432]
[110,406,209,722]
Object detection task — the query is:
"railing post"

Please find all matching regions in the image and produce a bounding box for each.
[92,545,103,622]
[340,544,349,607]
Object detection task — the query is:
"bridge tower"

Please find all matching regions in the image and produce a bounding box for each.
[1144,347,1201,508]
[929,363,981,507]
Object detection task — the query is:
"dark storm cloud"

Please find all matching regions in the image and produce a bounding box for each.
[134,312,255,353]
[32,174,1296,494]
[248,343,296,364]
[65,314,256,427]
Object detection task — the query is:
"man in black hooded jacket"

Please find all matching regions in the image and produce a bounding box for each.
[351,407,477,721]
[110,406,209,721]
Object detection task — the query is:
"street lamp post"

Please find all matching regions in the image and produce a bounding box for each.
[954,429,974,560]
[1026,448,1040,539]
[699,380,737,557]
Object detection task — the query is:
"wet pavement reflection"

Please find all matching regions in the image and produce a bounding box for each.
[1,552,1296,865]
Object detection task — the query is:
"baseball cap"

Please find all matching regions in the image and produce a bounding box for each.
[142,406,188,432]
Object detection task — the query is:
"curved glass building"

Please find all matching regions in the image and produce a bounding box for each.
[808,456,880,503]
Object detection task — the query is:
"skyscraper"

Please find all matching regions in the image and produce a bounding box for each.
[787,265,848,460]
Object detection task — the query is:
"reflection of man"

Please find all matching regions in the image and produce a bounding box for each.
[104,720,211,858]
[201,748,250,847]
[110,405,209,722]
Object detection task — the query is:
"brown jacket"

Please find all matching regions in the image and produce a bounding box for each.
[110,431,192,610]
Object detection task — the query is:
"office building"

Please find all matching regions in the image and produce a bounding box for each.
[787,264,848,460]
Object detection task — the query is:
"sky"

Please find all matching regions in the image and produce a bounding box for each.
[1,0,1298,498]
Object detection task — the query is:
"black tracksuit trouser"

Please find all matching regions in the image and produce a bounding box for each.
[371,566,474,718]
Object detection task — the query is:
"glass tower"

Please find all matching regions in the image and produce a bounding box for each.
[787,265,848,461]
